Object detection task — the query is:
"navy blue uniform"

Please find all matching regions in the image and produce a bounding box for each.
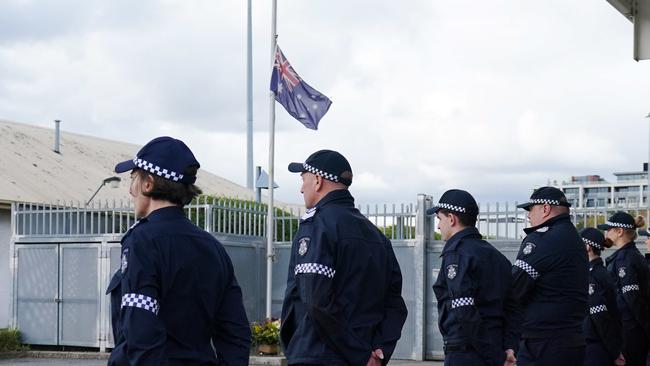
[280,189,408,366]
[432,227,520,366]
[511,213,589,366]
[605,241,650,366]
[107,206,251,366]
[583,257,623,366]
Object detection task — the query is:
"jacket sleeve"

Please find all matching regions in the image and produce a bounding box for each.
[211,253,252,366]
[370,240,408,364]
[120,234,167,365]
[589,273,623,361]
[511,238,546,304]
[503,282,523,353]
[280,241,299,350]
[616,258,650,333]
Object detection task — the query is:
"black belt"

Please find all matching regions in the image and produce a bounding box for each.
[443,343,473,354]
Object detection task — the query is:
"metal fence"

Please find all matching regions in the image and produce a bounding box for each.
[10,197,650,360]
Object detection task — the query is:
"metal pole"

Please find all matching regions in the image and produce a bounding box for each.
[647,113,650,209]
[265,0,278,319]
[246,0,254,189]
[255,166,262,203]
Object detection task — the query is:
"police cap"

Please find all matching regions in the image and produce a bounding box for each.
[288,149,353,186]
[517,186,571,211]
[426,189,479,216]
[580,227,606,250]
[114,136,200,184]
[597,211,636,230]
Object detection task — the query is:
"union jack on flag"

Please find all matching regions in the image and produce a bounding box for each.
[270,45,332,130]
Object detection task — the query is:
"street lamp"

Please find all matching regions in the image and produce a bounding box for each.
[86,176,122,206]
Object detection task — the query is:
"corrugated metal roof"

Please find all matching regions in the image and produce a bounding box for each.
[0,119,257,204]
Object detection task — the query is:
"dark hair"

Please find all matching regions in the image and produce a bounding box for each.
[591,238,614,256]
[136,167,202,206]
[438,208,477,227]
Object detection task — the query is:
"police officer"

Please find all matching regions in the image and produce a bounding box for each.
[600,212,650,366]
[580,228,625,366]
[281,150,408,366]
[430,189,520,366]
[106,136,251,366]
[512,186,589,365]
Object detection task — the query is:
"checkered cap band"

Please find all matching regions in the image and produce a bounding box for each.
[133,158,184,182]
[605,220,635,229]
[529,199,560,205]
[121,293,159,315]
[434,202,467,213]
[622,284,640,293]
[589,304,608,315]
[294,262,336,279]
[582,237,603,250]
[303,163,340,183]
[515,259,540,280]
[451,297,475,309]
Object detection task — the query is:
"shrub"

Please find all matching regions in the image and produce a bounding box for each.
[251,318,280,346]
[0,328,28,352]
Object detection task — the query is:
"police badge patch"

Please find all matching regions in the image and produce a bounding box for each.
[618,267,626,278]
[121,248,129,273]
[588,283,595,295]
[523,242,536,255]
[298,237,310,256]
[447,264,458,280]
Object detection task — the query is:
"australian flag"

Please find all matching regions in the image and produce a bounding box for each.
[270,45,332,130]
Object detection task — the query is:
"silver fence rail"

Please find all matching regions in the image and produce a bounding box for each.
[12,197,418,241]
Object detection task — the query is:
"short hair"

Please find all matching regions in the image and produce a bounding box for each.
[438,208,477,228]
[136,167,202,206]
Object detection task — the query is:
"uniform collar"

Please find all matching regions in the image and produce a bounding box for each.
[144,205,186,222]
[441,227,482,256]
[605,241,639,264]
[523,213,570,235]
[589,257,604,269]
[315,189,355,209]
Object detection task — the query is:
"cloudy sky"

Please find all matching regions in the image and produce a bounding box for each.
[0,0,648,206]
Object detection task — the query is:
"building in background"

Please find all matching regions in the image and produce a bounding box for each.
[558,163,648,208]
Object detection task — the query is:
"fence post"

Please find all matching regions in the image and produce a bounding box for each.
[414,194,433,360]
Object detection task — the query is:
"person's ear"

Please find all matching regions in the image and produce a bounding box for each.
[141,174,155,194]
[314,175,324,192]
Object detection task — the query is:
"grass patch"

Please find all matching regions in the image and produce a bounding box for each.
[0,328,28,352]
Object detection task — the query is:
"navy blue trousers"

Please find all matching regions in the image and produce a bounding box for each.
[517,338,585,366]
[622,327,649,366]
[444,351,505,366]
[584,340,616,366]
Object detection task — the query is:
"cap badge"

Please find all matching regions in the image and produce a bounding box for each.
[588,283,595,295]
[618,267,626,278]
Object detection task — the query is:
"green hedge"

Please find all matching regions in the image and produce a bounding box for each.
[0,328,28,352]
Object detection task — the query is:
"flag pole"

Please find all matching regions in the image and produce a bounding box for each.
[246,0,253,189]
[266,0,278,319]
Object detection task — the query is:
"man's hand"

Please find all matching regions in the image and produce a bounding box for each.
[503,349,516,366]
[366,349,384,366]
[615,352,625,366]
